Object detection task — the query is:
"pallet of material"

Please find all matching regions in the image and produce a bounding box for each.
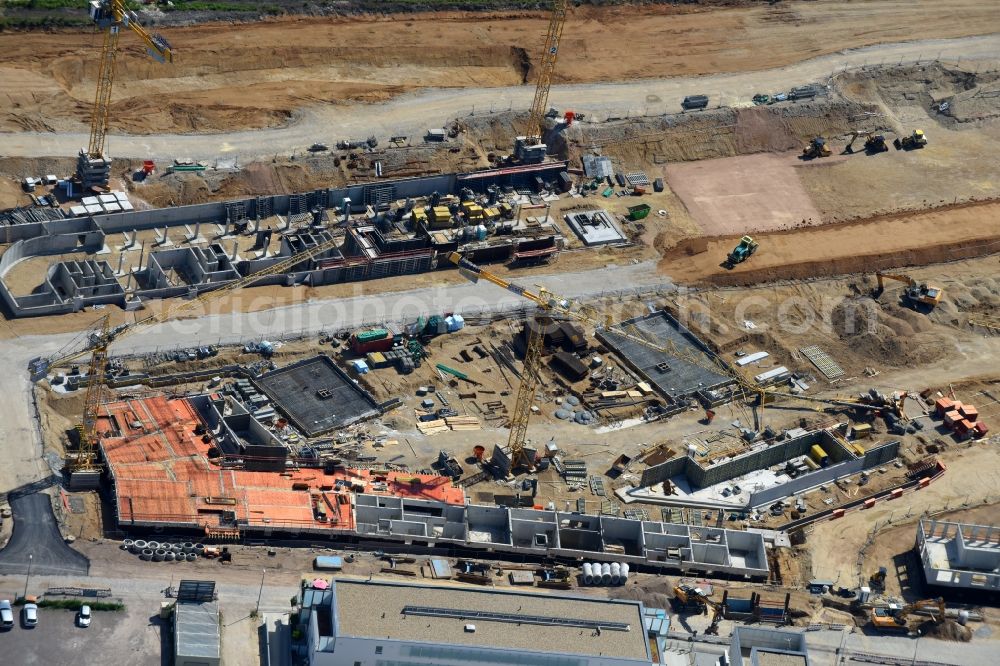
[417,419,449,435]
[456,572,493,585]
[445,416,481,431]
[508,570,535,585]
[380,566,418,576]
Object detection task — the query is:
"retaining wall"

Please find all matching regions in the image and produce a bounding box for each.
[747,440,900,508]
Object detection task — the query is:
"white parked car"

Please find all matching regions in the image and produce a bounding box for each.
[23,603,38,627]
[0,599,13,628]
[77,605,92,628]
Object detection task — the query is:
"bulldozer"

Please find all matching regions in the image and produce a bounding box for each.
[845,131,889,154]
[870,597,945,632]
[874,272,944,310]
[869,566,888,592]
[802,136,832,159]
[726,235,759,268]
[894,129,927,150]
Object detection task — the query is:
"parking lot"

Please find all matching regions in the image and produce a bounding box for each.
[0,604,163,665]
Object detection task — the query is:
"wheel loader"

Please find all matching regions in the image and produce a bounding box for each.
[802,136,832,159]
[894,129,927,150]
[726,236,759,268]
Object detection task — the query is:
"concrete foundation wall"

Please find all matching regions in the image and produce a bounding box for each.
[1,166,569,317]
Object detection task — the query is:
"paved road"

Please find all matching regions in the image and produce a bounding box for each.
[0,35,997,161]
[0,493,89,576]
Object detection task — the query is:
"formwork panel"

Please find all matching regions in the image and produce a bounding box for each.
[598,311,734,403]
[255,355,380,436]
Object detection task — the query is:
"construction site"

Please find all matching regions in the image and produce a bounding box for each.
[1,1,1000,665]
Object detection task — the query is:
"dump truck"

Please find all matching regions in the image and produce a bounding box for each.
[726,236,759,267]
[682,95,709,110]
[802,137,832,159]
[894,129,927,150]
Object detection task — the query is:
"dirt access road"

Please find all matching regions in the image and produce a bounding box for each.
[0,0,998,158]
[658,199,1000,286]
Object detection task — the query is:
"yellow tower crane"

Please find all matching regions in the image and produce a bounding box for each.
[35,233,344,487]
[448,251,751,471]
[448,252,877,455]
[77,0,173,189]
[527,0,569,135]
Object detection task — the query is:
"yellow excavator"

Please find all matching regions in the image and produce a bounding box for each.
[673,584,724,635]
[870,597,945,631]
[874,272,944,309]
[844,131,889,154]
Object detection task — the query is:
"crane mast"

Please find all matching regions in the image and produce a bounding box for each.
[78,0,172,190]
[527,0,569,136]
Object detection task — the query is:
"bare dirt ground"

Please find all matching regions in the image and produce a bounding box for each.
[807,443,1000,590]
[657,200,1000,286]
[665,152,824,234]
[1,1,1000,136]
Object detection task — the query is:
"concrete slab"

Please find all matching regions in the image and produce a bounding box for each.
[565,209,627,246]
[599,311,733,402]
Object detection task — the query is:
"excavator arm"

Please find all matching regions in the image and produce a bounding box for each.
[875,272,916,293]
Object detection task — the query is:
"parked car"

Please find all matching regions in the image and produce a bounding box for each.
[77,605,92,628]
[23,603,38,627]
[0,599,13,628]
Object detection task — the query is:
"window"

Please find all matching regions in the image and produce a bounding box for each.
[376,646,384,655]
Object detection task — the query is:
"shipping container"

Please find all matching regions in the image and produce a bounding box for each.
[809,445,829,466]
[934,397,954,416]
[313,555,344,571]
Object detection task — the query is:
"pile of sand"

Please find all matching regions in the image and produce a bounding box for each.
[917,618,973,642]
[829,297,949,367]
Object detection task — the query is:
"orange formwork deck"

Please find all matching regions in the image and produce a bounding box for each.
[99,395,465,533]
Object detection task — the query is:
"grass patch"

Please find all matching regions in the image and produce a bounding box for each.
[31,598,126,611]
[0,15,90,29]
[161,1,282,13]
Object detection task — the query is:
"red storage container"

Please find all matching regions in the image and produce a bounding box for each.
[958,404,978,422]
[934,397,954,417]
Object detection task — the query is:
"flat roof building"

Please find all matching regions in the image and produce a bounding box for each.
[174,601,221,666]
[304,578,654,666]
[917,518,1000,590]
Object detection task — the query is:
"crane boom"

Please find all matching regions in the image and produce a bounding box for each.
[527,0,569,134]
[448,252,779,436]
